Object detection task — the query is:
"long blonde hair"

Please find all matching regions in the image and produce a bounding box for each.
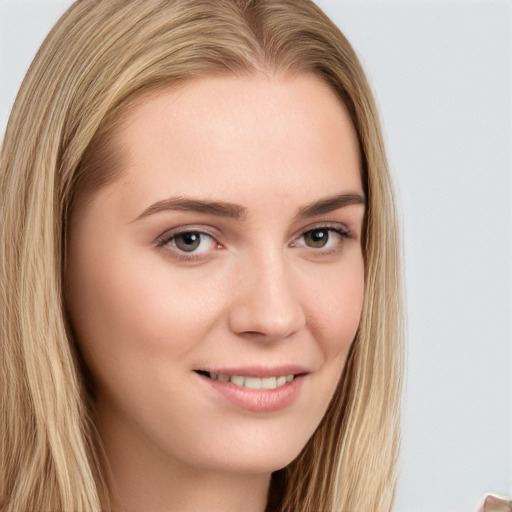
[0,1,404,511]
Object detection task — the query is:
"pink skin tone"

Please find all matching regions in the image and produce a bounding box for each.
[65,74,365,512]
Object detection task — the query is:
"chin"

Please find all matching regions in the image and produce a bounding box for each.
[179,427,311,476]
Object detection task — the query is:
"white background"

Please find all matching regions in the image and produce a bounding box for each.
[1,1,510,511]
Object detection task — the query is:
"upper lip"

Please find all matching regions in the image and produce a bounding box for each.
[194,364,309,378]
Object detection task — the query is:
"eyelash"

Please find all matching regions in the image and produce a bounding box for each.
[155,227,221,262]
[155,223,352,262]
[291,224,351,254]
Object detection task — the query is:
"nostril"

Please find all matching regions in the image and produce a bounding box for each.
[240,330,283,343]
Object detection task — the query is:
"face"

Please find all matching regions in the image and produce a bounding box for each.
[66,74,365,476]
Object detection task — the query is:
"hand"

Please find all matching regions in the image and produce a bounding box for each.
[479,493,512,512]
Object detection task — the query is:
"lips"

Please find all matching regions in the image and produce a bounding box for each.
[194,365,309,413]
[195,370,295,390]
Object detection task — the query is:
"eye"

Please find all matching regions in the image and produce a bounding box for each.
[293,225,350,252]
[174,232,203,252]
[156,229,219,257]
[303,228,331,248]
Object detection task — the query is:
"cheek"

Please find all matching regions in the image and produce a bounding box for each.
[65,237,226,389]
[306,258,365,363]
[67,238,191,370]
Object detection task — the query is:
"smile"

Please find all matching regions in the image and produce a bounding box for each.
[194,367,307,412]
[196,370,295,389]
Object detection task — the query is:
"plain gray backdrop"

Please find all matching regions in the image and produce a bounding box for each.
[1,1,510,511]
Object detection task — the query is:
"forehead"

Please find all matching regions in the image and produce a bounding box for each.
[100,73,362,216]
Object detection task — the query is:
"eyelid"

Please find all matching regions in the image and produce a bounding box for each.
[292,221,351,241]
[290,222,352,254]
[155,225,221,244]
[154,225,223,261]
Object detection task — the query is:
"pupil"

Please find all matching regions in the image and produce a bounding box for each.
[307,229,328,248]
[176,233,200,251]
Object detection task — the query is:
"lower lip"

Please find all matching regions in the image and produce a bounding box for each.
[198,373,306,413]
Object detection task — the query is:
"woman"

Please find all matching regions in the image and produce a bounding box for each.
[0,1,403,511]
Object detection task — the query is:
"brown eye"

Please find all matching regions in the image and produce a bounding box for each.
[156,229,219,259]
[303,229,330,248]
[174,232,202,252]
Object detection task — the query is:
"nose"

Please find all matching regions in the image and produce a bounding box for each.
[227,252,306,342]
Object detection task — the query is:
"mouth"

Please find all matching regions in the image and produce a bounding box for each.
[193,367,308,412]
[194,370,297,390]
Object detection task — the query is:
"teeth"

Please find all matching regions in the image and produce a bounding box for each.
[230,375,245,387]
[276,376,287,387]
[207,372,295,389]
[261,377,277,389]
[244,377,261,389]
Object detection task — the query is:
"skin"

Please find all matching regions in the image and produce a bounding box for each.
[66,73,365,512]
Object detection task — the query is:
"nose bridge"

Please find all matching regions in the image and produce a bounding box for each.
[228,244,306,341]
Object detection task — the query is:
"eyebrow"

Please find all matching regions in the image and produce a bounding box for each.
[134,192,365,223]
[134,197,247,221]
[296,193,365,218]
